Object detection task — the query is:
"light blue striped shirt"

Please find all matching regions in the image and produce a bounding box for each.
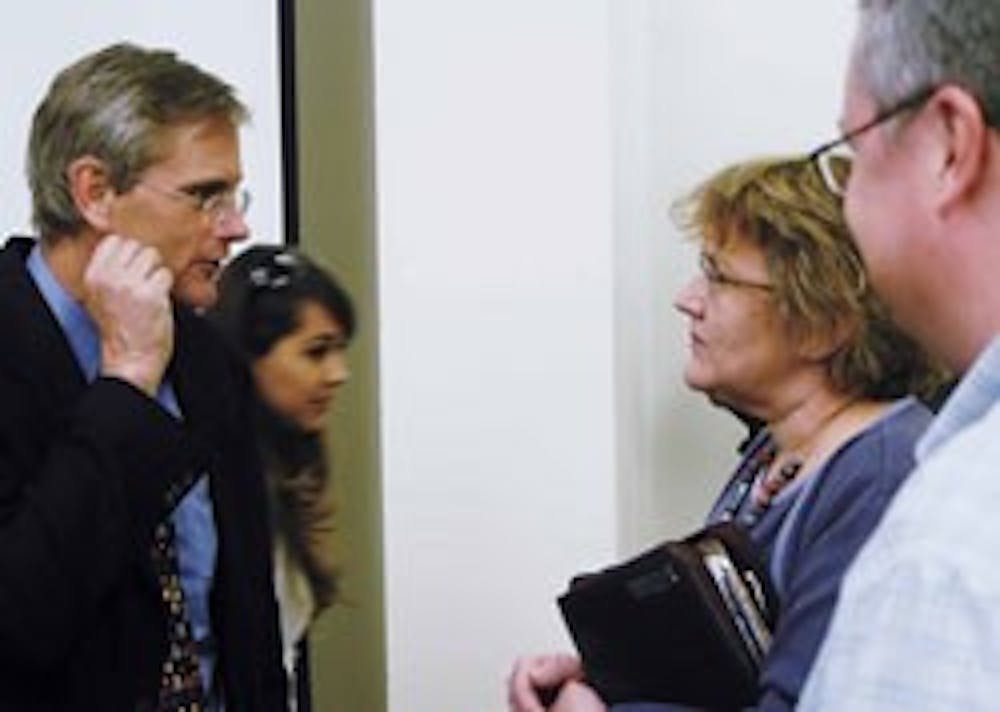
[26,246,221,707]
[800,336,1000,710]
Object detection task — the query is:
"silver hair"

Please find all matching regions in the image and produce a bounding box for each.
[855,0,1000,123]
[27,42,249,241]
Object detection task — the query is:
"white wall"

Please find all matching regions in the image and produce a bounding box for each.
[372,1,617,709]
[615,1,856,550]
[373,1,854,710]
[0,1,283,247]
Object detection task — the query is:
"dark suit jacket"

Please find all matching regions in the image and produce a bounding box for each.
[0,237,287,710]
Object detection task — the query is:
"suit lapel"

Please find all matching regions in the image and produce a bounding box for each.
[0,238,89,416]
[169,307,228,468]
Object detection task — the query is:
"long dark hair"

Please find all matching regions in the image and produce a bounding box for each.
[207,245,356,609]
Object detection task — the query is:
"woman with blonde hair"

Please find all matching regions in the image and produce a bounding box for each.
[508,155,947,711]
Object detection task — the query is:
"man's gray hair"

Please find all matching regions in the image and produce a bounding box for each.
[28,42,248,240]
[856,0,1000,124]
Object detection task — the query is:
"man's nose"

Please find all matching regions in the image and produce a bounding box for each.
[215,209,249,244]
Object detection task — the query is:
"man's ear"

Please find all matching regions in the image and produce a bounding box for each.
[930,85,990,215]
[65,156,115,231]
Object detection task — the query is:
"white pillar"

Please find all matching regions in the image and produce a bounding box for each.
[371,1,618,709]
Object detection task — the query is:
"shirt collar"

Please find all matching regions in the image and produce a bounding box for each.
[26,244,100,381]
[917,335,1000,462]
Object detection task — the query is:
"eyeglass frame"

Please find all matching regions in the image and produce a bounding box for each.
[137,180,252,223]
[698,251,773,293]
[808,86,937,196]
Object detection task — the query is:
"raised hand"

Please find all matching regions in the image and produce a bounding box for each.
[82,235,174,397]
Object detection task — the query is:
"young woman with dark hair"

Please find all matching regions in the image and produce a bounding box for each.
[208,245,355,711]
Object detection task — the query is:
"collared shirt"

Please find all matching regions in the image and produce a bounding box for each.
[799,336,1000,710]
[26,246,221,706]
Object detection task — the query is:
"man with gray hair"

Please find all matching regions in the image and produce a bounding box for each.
[0,43,285,709]
[799,2,1000,708]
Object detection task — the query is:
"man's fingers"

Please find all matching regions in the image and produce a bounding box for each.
[82,235,174,397]
[83,234,119,284]
[86,235,149,287]
[126,244,162,278]
[147,264,174,295]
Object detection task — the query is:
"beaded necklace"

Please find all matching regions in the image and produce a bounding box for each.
[715,435,778,524]
[717,399,857,524]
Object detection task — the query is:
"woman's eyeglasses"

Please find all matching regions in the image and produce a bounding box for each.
[699,252,773,293]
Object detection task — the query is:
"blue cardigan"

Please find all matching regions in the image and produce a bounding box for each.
[615,397,932,712]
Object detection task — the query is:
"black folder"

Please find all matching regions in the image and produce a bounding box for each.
[557,522,778,709]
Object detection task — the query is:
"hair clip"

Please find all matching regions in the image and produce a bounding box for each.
[248,251,301,290]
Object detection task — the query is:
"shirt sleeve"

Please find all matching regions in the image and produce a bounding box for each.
[798,554,1000,710]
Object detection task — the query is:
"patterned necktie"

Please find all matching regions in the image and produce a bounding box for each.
[150,516,205,711]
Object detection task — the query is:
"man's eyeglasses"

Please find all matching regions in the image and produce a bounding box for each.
[809,86,936,196]
[138,181,252,224]
[699,252,772,293]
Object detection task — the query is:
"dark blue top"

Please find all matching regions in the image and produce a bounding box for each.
[613,397,932,712]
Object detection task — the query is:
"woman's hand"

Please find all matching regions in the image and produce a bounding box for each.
[507,653,583,711]
[550,680,608,712]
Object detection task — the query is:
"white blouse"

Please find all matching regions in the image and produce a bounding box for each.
[273,532,316,712]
